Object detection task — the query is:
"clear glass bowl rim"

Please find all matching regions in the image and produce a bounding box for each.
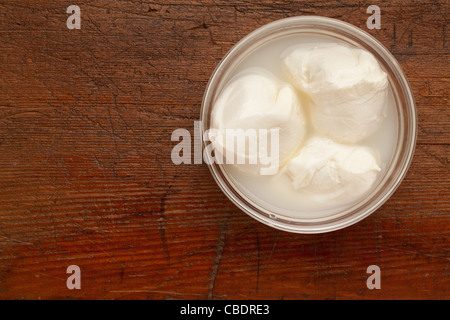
[200,16,417,234]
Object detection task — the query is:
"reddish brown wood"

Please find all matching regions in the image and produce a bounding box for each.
[0,0,448,300]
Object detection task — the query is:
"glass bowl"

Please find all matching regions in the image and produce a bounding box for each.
[200,16,417,234]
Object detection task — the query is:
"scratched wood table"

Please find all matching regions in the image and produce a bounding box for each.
[0,0,448,300]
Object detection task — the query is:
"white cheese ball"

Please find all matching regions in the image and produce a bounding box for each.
[283,44,388,143]
[211,69,306,175]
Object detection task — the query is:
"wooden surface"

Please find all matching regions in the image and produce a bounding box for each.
[0,0,448,300]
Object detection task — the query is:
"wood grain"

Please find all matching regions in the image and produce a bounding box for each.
[0,0,448,300]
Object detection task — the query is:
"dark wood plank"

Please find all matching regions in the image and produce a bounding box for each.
[0,0,448,299]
